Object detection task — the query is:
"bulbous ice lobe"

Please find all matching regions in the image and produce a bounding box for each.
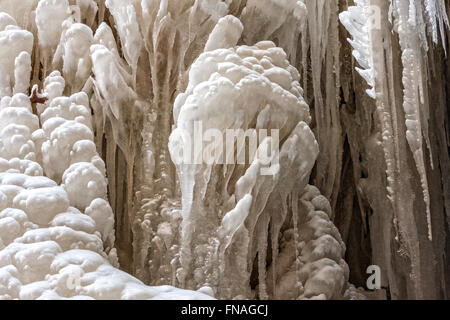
[14,51,32,95]
[0,124,36,161]
[42,71,65,103]
[13,186,69,226]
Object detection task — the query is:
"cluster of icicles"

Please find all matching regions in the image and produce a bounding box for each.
[340,0,449,241]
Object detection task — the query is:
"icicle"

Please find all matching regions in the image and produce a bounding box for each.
[257,213,270,300]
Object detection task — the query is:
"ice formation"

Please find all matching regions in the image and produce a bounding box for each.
[340,0,449,298]
[168,41,349,299]
[0,0,448,300]
[0,21,211,299]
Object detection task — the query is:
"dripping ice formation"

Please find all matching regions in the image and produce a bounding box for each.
[0,0,448,300]
[169,40,348,299]
[0,90,211,299]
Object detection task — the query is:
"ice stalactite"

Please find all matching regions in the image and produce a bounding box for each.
[53,22,94,94]
[169,41,348,299]
[105,0,142,88]
[340,1,406,291]
[423,0,449,48]
[35,0,71,77]
[89,23,142,273]
[0,15,33,97]
[341,0,448,242]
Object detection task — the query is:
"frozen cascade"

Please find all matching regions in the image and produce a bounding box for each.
[0,0,448,300]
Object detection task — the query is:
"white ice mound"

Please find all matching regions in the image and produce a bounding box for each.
[169,41,348,299]
[0,89,213,300]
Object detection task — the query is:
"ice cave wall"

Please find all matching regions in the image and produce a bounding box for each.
[0,0,448,300]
